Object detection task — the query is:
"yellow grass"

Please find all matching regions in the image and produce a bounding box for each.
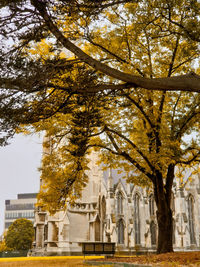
[0,256,107,267]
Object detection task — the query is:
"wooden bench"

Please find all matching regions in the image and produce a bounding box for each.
[82,242,115,256]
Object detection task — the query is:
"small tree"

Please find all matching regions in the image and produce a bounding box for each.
[5,219,34,251]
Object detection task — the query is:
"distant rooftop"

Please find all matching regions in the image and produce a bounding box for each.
[17,193,37,199]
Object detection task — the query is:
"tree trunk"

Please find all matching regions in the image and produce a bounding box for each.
[156,205,173,253]
[154,168,174,254]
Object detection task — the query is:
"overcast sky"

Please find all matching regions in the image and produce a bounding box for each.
[0,133,43,235]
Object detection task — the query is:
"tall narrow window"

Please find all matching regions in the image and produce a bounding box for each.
[171,193,175,212]
[118,219,124,244]
[117,192,123,215]
[173,219,176,245]
[134,193,140,245]
[149,194,155,216]
[188,195,196,245]
[95,216,100,241]
[150,221,156,246]
[101,196,106,242]
[44,224,48,241]
[101,196,106,220]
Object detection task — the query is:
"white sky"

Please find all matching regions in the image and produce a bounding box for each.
[0,134,43,235]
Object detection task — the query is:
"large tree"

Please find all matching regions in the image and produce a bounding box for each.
[0,0,199,143]
[0,0,200,254]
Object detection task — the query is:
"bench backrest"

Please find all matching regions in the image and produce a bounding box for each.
[82,242,115,255]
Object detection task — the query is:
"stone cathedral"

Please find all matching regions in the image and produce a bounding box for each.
[32,151,200,255]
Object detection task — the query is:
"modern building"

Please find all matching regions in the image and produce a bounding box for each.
[32,151,200,256]
[4,193,37,230]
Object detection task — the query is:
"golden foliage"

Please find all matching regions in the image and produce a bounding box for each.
[19,0,200,211]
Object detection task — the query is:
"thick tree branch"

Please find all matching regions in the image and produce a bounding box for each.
[104,127,154,181]
[120,150,154,182]
[69,0,134,10]
[124,93,155,129]
[31,0,200,93]
[86,35,130,65]
[176,152,200,165]
[105,126,155,173]
[105,128,122,154]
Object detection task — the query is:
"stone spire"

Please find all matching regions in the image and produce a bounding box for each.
[107,168,114,198]
[108,169,113,188]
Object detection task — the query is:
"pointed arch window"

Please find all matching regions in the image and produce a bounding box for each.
[118,219,124,244]
[95,216,100,241]
[117,192,123,215]
[150,221,156,246]
[188,195,196,245]
[101,196,106,242]
[44,224,48,241]
[149,194,155,216]
[171,193,175,212]
[101,196,106,220]
[173,219,176,245]
[134,193,140,245]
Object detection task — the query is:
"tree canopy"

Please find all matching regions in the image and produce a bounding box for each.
[0,0,200,144]
[0,0,200,253]
[5,219,34,250]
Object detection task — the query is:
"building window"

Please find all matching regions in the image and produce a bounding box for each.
[150,221,156,246]
[134,193,140,245]
[173,219,176,245]
[44,225,48,241]
[95,216,100,242]
[5,203,35,211]
[149,194,155,216]
[101,196,106,220]
[188,195,196,245]
[118,219,124,244]
[117,192,123,215]
[171,193,175,212]
[5,222,12,229]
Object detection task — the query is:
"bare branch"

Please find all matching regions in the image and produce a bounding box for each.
[176,152,200,165]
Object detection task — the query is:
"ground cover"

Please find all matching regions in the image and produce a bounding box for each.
[0,259,84,267]
[0,256,106,267]
[0,252,199,266]
[90,252,200,266]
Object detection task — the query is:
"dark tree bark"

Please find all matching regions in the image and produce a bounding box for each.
[156,205,173,253]
[153,165,175,253]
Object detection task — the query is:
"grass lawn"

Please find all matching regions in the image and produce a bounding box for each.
[0,252,200,266]
[0,256,106,267]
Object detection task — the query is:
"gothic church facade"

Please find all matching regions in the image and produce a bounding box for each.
[32,152,200,255]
